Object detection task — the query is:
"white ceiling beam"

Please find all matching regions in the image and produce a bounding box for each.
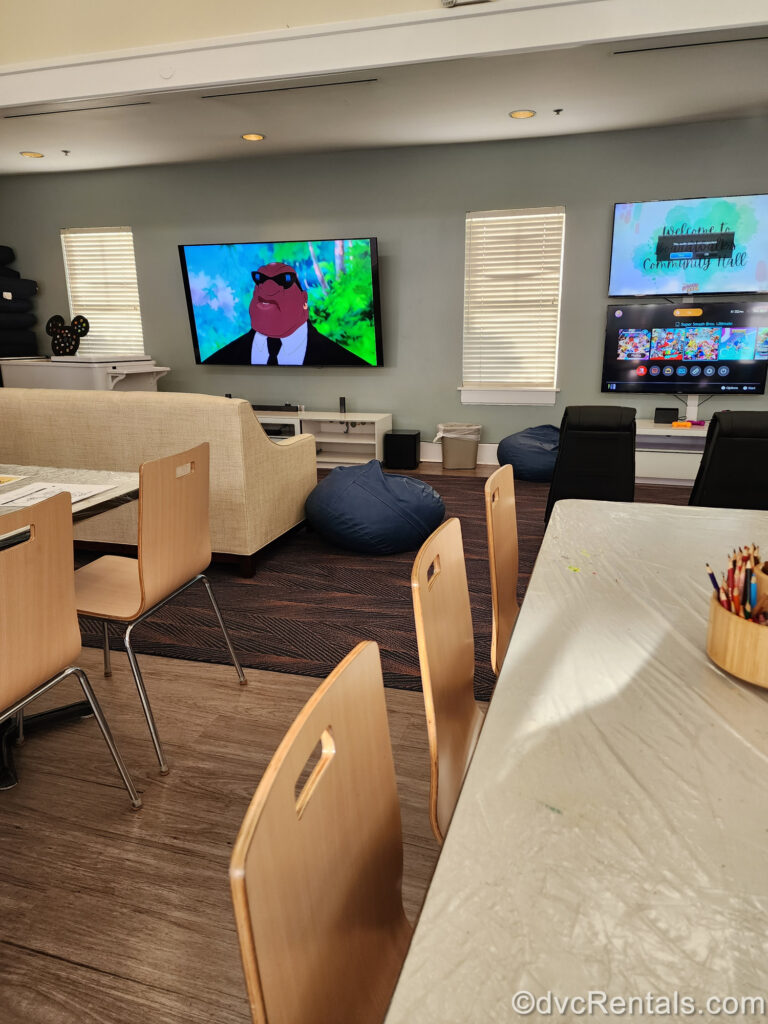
[1,0,767,108]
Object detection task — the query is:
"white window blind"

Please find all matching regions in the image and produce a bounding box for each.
[462,207,565,394]
[60,227,145,357]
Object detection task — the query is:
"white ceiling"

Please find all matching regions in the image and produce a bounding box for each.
[2,28,767,175]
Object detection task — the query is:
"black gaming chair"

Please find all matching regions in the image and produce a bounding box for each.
[545,406,636,523]
[689,411,768,510]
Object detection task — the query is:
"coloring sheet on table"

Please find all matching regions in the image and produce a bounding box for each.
[0,481,113,508]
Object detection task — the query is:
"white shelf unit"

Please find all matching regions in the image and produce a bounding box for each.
[252,408,302,438]
[300,411,393,467]
[635,418,708,483]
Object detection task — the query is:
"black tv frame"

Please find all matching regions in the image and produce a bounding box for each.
[600,301,768,396]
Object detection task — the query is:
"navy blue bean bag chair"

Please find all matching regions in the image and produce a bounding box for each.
[305,459,445,554]
[497,424,560,483]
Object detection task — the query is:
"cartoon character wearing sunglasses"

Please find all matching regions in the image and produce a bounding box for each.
[204,261,367,366]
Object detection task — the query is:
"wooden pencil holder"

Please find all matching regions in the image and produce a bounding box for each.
[707,593,768,688]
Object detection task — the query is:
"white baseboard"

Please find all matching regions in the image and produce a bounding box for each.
[419,441,693,484]
[636,477,693,486]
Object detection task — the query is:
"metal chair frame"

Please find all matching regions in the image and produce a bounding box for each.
[98,572,245,775]
[0,664,142,808]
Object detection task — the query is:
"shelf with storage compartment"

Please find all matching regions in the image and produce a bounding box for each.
[252,407,302,439]
[635,418,708,482]
[300,411,393,467]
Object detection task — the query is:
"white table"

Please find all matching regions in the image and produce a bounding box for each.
[385,500,768,1023]
[0,463,138,524]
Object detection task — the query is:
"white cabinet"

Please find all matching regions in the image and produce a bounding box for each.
[300,411,392,467]
[635,418,707,483]
[0,355,169,391]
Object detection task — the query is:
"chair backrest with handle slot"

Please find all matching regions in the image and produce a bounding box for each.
[1,493,81,710]
[229,641,412,1024]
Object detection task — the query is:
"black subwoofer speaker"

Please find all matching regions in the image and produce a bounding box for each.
[384,429,420,470]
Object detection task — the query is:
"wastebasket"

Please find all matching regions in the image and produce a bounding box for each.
[434,423,483,470]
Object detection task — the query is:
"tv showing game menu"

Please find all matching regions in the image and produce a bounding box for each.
[601,302,768,395]
[608,194,768,297]
[179,237,382,367]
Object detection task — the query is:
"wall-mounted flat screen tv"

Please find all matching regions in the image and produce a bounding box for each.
[179,237,382,367]
[601,301,768,395]
[608,194,768,297]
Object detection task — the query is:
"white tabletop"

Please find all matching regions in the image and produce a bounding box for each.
[0,463,138,522]
[385,499,768,1023]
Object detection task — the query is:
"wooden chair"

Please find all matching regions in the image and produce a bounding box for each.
[0,494,141,808]
[484,464,519,675]
[229,641,412,1024]
[411,517,485,843]
[74,443,245,774]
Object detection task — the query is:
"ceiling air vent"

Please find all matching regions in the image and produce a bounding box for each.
[201,78,377,100]
[4,101,150,120]
[614,35,768,55]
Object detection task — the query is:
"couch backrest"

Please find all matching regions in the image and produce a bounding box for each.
[0,389,261,540]
[0,388,313,557]
[0,388,257,473]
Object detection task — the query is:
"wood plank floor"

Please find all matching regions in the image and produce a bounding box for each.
[0,648,439,1024]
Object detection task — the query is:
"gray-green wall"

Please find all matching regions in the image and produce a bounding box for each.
[2,116,767,442]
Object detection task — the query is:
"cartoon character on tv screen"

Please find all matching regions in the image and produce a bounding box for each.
[616,329,650,360]
[650,328,684,361]
[203,262,367,366]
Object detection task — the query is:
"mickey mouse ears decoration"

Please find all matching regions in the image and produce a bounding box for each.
[46,313,89,356]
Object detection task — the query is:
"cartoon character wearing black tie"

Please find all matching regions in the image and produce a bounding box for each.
[204,262,367,366]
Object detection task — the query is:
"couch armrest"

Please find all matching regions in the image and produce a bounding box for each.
[273,433,315,448]
[239,419,317,553]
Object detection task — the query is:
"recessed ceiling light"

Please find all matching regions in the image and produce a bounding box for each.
[241,133,265,142]
[509,110,536,119]
[20,151,44,158]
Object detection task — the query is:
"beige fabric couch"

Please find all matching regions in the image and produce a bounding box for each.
[0,389,317,561]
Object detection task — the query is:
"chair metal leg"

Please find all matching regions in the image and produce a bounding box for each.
[91,573,244,775]
[123,625,169,775]
[74,668,142,810]
[15,710,24,746]
[199,575,247,685]
[103,621,112,678]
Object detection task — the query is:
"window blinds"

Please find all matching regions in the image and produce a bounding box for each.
[462,207,565,390]
[60,227,145,357]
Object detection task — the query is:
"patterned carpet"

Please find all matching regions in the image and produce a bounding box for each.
[77,474,690,701]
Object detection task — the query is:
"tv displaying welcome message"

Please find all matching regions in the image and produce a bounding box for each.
[179,237,382,367]
[608,194,768,297]
[601,302,768,395]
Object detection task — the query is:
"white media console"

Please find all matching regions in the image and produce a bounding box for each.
[253,408,706,480]
[635,418,707,482]
[253,408,392,467]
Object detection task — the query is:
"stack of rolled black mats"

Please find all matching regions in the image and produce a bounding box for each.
[0,245,38,358]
